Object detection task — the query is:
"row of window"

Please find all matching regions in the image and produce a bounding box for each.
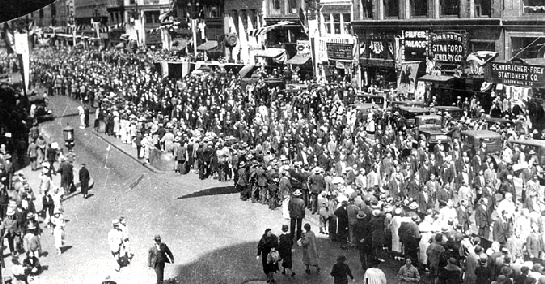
[381,0,491,18]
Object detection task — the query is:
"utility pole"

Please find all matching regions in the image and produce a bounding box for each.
[186,0,201,61]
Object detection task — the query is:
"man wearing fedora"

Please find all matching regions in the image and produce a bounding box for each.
[288,189,305,241]
[148,235,174,284]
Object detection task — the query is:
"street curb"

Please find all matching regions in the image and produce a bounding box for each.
[90,130,161,174]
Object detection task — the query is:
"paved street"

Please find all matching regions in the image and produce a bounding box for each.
[17,95,405,284]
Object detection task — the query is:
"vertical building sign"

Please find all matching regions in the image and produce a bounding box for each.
[402,30,428,62]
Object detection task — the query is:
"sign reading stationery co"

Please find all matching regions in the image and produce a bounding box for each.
[486,62,545,88]
[326,43,354,61]
[430,32,467,64]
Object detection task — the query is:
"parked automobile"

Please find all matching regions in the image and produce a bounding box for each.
[461,130,502,155]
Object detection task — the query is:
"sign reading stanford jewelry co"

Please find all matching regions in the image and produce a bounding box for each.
[326,43,354,61]
[430,32,467,64]
[486,62,545,88]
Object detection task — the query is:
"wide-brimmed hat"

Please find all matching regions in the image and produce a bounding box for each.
[409,202,419,210]
[293,189,302,196]
[372,209,381,216]
[356,211,367,219]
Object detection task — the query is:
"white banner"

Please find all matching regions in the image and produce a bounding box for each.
[14,32,30,92]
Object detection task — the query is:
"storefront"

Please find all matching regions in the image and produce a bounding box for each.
[355,30,398,91]
[485,59,545,129]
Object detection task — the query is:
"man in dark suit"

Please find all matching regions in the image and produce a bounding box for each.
[288,190,305,241]
[475,198,491,239]
[416,186,433,219]
[492,210,512,244]
[148,235,174,284]
[79,163,90,199]
[308,168,325,214]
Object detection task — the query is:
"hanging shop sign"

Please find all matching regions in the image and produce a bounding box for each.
[402,30,428,62]
[296,40,311,56]
[485,62,545,88]
[326,43,354,61]
[430,32,467,64]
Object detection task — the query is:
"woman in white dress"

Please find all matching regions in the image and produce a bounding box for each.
[390,208,405,259]
[51,209,65,255]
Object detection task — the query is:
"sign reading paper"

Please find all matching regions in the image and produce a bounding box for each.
[326,43,353,61]
[485,62,545,88]
[430,32,467,63]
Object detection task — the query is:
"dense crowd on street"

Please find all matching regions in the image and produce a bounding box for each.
[17,45,545,284]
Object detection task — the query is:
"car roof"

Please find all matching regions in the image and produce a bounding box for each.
[416,115,442,119]
[398,106,431,113]
[461,130,501,138]
[435,106,463,111]
[509,139,545,148]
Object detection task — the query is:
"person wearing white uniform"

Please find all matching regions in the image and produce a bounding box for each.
[364,267,387,284]
[51,209,65,255]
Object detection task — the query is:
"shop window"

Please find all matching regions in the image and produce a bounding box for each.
[440,0,459,15]
[524,0,545,13]
[474,0,491,16]
[411,0,428,17]
[511,37,545,58]
[273,0,281,10]
[385,0,400,17]
[369,40,394,60]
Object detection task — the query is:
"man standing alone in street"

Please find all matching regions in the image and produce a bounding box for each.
[79,163,90,199]
[148,234,174,284]
[288,189,305,241]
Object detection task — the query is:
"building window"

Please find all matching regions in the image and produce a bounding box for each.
[289,0,297,13]
[361,0,373,18]
[511,37,545,58]
[441,0,459,15]
[51,4,56,16]
[323,13,351,35]
[385,0,399,17]
[469,41,495,53]
[273,0,281,10]
[144,11,160,24]
[342,13,350,34]
[333,14,341,34]
[411,0,428,16]
[474,0,491,16]
[39,9,44,18]
[523,0,545,13]
[232,10,238,32]
[323,14,332,34]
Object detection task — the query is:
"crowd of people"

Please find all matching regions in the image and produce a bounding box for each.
[25,45,545,284]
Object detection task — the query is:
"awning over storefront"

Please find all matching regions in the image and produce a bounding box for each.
[196,40,218,51]
[287,55,311,65]
[255,48,285,58]
[418,74,454,83]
